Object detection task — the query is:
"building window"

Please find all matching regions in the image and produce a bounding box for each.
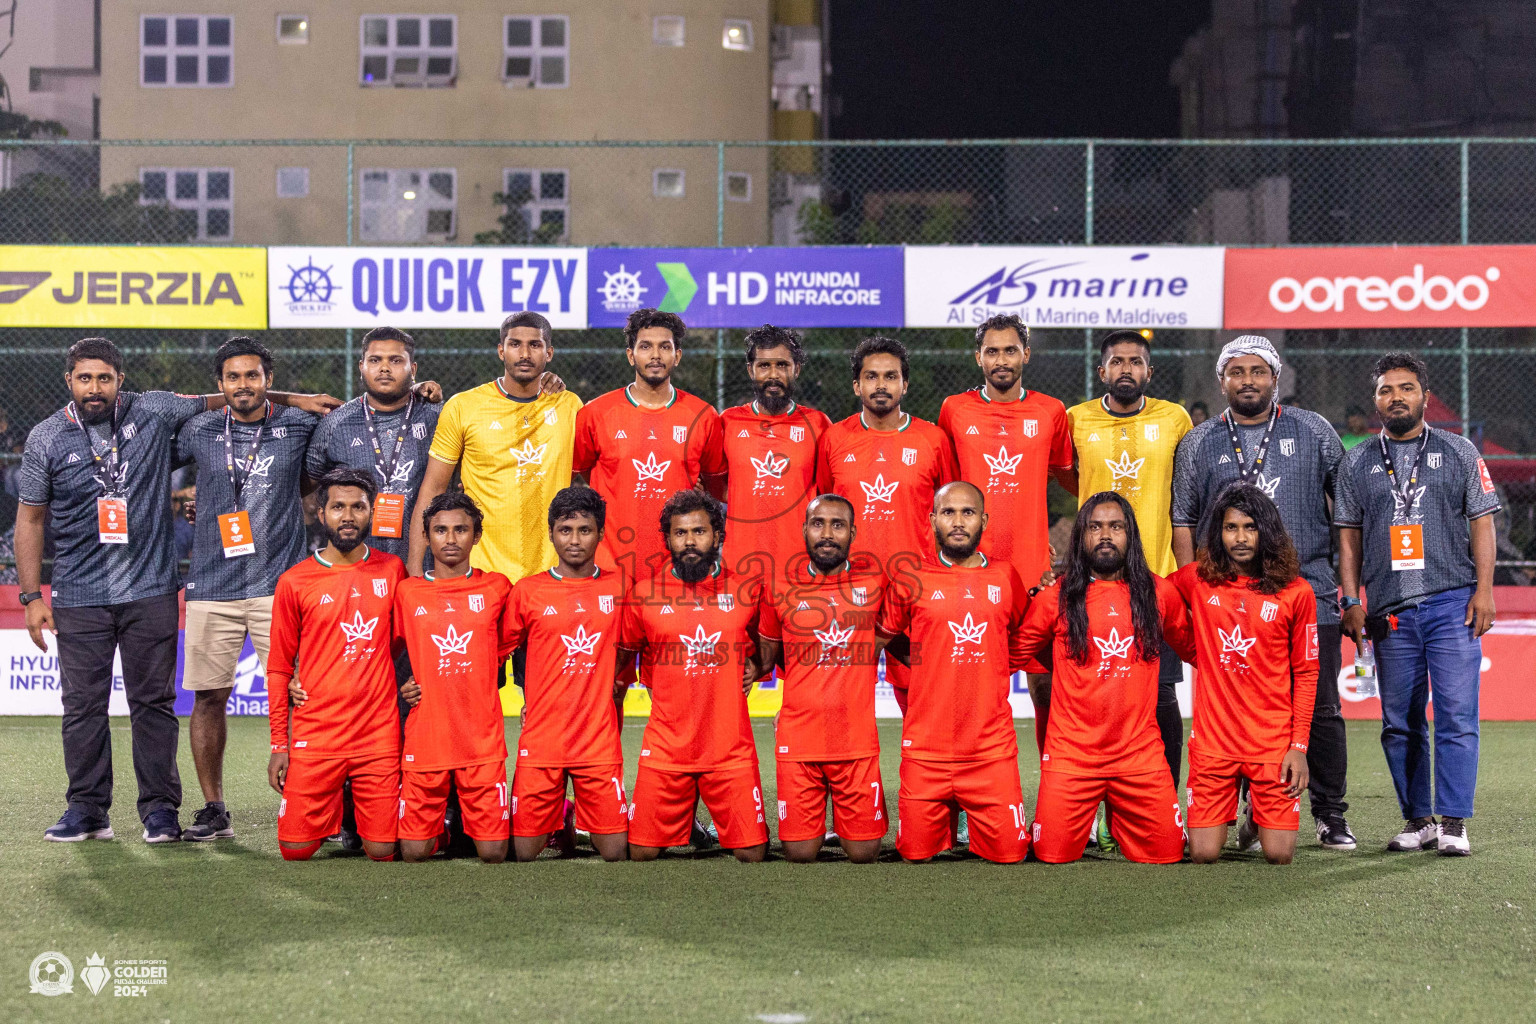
[725,172,751,202]
[277,15,309,44]
[504,16,568,87]
[653,169,685,199]
[140,167,233,240]
[653,16,684,47]
[140,15,233,87]
[360,168,456,241]
[360,14,457,86]
[502,169,569,242]
[721,18,752,52]
[276,167,310,198]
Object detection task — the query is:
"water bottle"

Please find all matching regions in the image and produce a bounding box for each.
[1353,639,1378,698]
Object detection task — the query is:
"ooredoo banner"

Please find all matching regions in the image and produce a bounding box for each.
[1224,245,1536,328]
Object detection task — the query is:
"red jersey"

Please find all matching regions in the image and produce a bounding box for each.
[394,569,515,772]
[505,565,626,768]
[938,387,1073,588]
[821,411,958,578]
[876,555,1030,763]
[618,565,764,772]
[719,400,832,586]
[571,385,727,581]
[267,549,407,760]
[1016,577,1195,777]
[757,564,886,762]
[1169,565,1318,762]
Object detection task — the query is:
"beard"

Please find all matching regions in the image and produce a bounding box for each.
[1108,375,1147,404]
[324,521,368,554]
[986,365,1021,392]
[671,544,719,583]
[753,377,794,415]
[77,399,115,425]
[938,532,981,563]
[1085,543,1126,577]
[1383,403,1423,436]
[808,540,848,573]
[1229,388,1271,418]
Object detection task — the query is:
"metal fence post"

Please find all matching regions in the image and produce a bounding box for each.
[715,143,726,409]
[1083,140,1096,401]
[1459,139,1471,436]
[345,142,356,401]
[346,141,355,247]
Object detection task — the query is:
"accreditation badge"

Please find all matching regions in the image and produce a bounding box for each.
[372,493,406,538]
[96,497,128,544]
[218,510,255,558]
[1390,523,1424,571]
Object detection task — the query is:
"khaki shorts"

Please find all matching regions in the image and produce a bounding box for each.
[183,597,274,692]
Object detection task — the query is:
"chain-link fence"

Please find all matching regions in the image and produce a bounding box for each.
[3,137,1535,576]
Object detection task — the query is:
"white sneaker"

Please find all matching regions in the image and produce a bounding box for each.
[1437,817,1470,856]
[1387,817,1439,851]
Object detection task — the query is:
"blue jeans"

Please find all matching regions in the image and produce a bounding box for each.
[1373,585,1482,820]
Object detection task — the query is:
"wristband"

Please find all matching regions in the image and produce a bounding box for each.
[1339,596,1362,610]
[270,744,287,753]
[18,590,43,606]
[1290,742,1308,752]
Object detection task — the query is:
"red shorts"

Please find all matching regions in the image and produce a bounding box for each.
[775,756,888,843]
[399,761,510,842]
[1032,770,1185,864]
[278,754,399,845]
[628,762,768,850]
[1186,751,1301,831]
[896,756,1029,864]
[512,763,629,837]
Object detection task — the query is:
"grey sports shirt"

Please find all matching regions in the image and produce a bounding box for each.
[1172,406,1345,623]
[1333,428,1500,616]
[18,391,206,608]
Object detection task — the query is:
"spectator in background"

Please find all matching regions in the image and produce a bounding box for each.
[171,482,196,572]
[1339,405,1374,450]
[1188,400,1209,426]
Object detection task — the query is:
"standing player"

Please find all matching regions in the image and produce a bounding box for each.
[719,325,832,586]
[1066,330,1193,787]
[267,469,406,862]
[1016,492,1195,865]
[754,494,891,863]
[573,308,727,584]
[938,313,1075,749]
[1171,483,1317,865]
[874,482,1032,864]
[616,490,769,863]
[822,336,957,712]
[505,487,629,862]
[410,311,582,583]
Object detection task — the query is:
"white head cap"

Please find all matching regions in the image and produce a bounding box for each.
[1216,334,1282,385]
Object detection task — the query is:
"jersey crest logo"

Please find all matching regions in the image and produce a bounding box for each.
[273,426,288,439]
[512,440,547,466]
[947,612,988,646]
[902,448,917,465]
[844,453,857,462]
[1260,600,1279,622]
[413,422,427,439]
[790,426,805,442]
[673,425,688,444]
[851,586,867,605]
[1087,432,1100,442]
[1105,451,1144,481]
[489,421,503,430]
[632,451,672,482]
[751,451,790,479]
[319,594,334,605]
[352,437,364,447]
[415,605,427,616]
[1218,624,1257,658]
[988,585,1002,604]
[1206,595,1220,606]
[678,624,722,661]
[389,459,415,484]
[599,595,614,613]
[860,473,899,503]
[544,409,559,425]
[372,579,389,597]
[1144,423,1160,441]
[1093,627,1135,660]
[1022,419,1038,438]
[1280,438,1296,457]
[1256,472,1281,499]
[560,624,603,657]
[738,429,749,438]
[66,452,81,464]
[430,623,474,656]
[1427,452,1442,469]
[717,593,734,612]
[966,425,979,435]
[339,611,379,643]
[983,446,1022,477]
[814,619,854,656]
[542,604,557,616]
[123,422,138,440]
[469,594,484,612]
[242,454,275,478]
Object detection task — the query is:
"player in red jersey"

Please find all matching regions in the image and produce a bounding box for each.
[1171,483,1317,865]
[821,336,958,713]
[754,494,892,863]
[875,481,1032,864]
[617,489,769,862]
[719,325,832,587]
[506,486,629,862]
[938,314,1075,752]
[572,308,727,584]
[1016,492,1196,864]
[267,469,407,862]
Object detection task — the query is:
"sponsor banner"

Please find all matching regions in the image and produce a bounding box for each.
[0,246,266,329]
[267,246,586,329]
[904,245,1225,329]
[588,246,904,328]
[1224,245,1536,328]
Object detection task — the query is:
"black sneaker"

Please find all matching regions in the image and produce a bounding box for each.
[690,818,718,850]
[44,809,114,843]
[325,827,364,853]
[142,808,182,844]
[1316,816,1357,851]
[182,802,234,841]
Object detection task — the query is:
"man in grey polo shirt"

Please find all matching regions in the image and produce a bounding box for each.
[1172,335,1354,851]
[1336,351,1498,857]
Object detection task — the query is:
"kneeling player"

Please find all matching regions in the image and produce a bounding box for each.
[754,495,891,863]
[875,482,1032,865]
[1172,483,1316,865]
[617,489,770,863]
[268,469,407,862]
[1016,492,1194,864]
[506,487,629,862]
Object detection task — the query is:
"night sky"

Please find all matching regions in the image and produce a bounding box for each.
[829,1,1211,139]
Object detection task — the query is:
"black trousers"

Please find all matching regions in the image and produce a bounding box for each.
[1306,624,1349,821]
[1157,641,1185,783]
[53,593,182,821]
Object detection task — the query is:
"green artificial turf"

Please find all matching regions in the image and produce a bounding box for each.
[1,717,1533,1023]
